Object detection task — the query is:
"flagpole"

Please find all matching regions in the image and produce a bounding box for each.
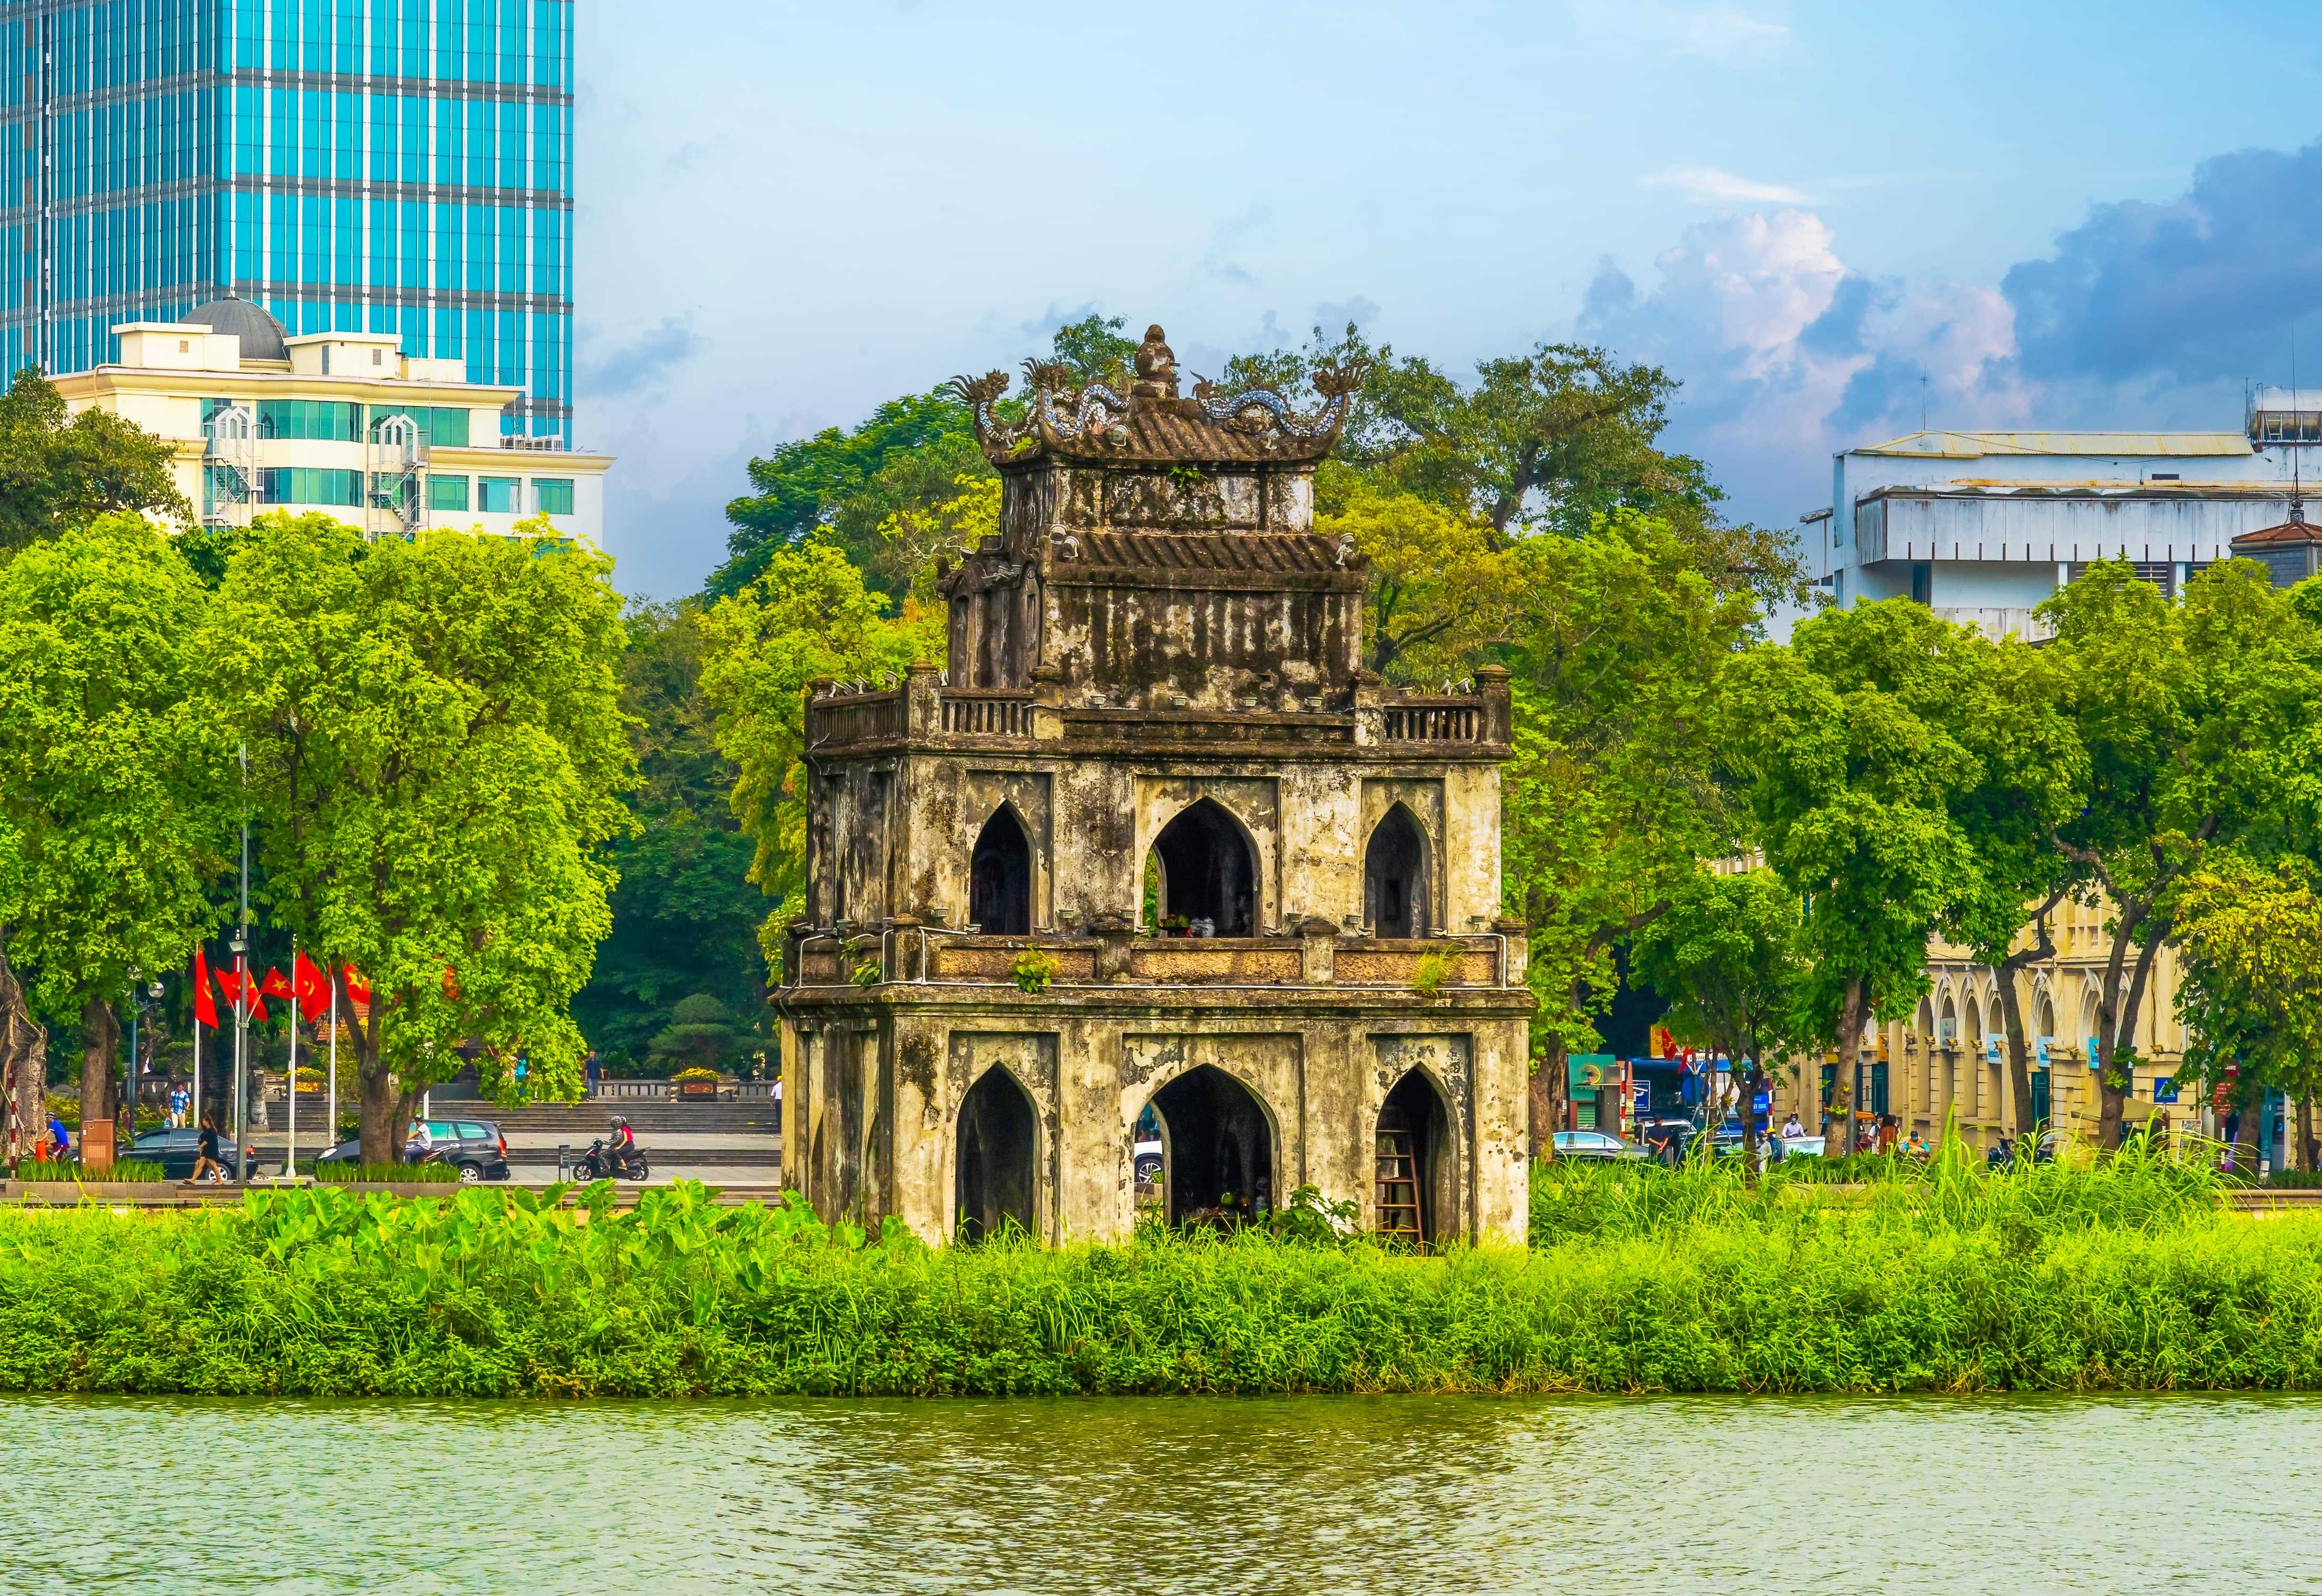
[327,972,338,1156]
[232,743,249,1185]
[286,939,299,1181]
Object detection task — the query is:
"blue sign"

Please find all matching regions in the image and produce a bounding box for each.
[2087,1037,2101,1071]
[1632,1082,1650,1115]
[1985,1038,2002,1066]
[1751,1090,1772,1116]
[2036,1037,2051,1068]
[2153,1077,2180,1105]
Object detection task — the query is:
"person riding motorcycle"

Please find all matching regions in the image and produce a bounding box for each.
[608,1116,639,1173]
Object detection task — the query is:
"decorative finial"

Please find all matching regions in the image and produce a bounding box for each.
[1132,324,1178,401]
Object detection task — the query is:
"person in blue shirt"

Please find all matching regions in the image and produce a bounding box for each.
[46,1115,69,1161]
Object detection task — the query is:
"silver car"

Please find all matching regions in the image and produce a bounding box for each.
[1551,1129,1642,1161]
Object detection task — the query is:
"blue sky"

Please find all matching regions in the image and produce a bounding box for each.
[573,0,2322,597]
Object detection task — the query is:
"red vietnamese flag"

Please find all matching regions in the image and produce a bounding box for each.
[258,966,294,1002]
[293,951,329,1014]
[192,948,219,1029]
[217,964,267,1023]
[341,965,372,1007]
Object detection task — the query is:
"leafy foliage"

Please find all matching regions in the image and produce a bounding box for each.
[0,369,190,553]
[205,513,635,1159]
[572,601,766,1074]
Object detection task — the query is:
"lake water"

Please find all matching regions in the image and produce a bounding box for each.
[4,1394,2318,1593]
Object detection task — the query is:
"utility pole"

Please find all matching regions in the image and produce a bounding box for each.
[232,743,250,1184]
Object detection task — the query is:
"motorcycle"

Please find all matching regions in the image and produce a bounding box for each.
[573,1136,650,1181]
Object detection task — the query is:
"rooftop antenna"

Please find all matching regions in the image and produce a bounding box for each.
[2294,332,2305,527]
[1920,371,1929,433]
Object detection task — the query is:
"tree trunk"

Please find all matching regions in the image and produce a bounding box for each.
[2299,1098,2316,1176]
[0,942,46,1163]
[358,1063,399,1165]
[1834,976,1869,1154]
[1528,1039,1564,1161]
[78,998,118,1160]
[1991,902,2059,1138]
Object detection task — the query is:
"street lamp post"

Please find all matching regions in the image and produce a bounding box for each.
[232,743,250,1185]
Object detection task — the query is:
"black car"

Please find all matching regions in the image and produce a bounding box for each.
[313,1118,509,1182]
[117,1126,265,1181]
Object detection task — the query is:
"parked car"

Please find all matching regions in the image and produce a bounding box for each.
[1550,1129,1640,1161]
[313,1119,509,1182]
[1133,1136,1163,1185]
[115,1126,265,1180]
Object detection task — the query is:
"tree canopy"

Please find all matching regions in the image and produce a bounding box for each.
[0,369,191,553]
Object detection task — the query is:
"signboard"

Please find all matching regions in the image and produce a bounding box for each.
[2035,1037,2052,1069]
[1985,1038,2002,1067]
[1568,1052,1615,1090]
[2087,1037,2101,1071]
[2152,1076,2180,1105]
[1631,1081,1651,1116]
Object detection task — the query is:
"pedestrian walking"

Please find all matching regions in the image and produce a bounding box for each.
[190,1114,227,1183]
[584,1050,601,1098]
[167,1082,190,1129]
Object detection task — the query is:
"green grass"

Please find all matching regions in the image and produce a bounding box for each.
[0,1152,2316,1398]
[12,1160,164,1183]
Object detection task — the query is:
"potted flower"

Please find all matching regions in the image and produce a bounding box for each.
[673,1065,721,1099]
[294,1066,326,1095]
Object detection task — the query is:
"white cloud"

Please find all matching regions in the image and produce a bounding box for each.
[1580,208,2031,524]
[1571,0,1792,66]
[1645,164,1817,207]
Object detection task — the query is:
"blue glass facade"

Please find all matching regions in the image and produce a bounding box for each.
[0,0,572,441]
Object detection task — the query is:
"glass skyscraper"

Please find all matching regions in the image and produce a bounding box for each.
[0,0,572,441]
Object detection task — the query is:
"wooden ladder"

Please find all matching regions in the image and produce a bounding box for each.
[1375,1128,1422,1243]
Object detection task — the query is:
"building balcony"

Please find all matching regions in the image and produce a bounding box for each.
[1932,605,2055,642]
[803,662,1512,759]
[785,926,1529,994]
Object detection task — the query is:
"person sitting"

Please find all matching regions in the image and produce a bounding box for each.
[45,1114,69,1163]
[1905,1130,1929,1158]
[1780,1111,1806,1141]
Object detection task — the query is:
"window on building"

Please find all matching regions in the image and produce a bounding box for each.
[478,476,519,513]
[428,474,470,512]
[1909,561,1932,606]
[532,477,574,516]
[366,405,471,447]
[258,468,364,507]
[2068,561,2175,597]
[256,399,362,442]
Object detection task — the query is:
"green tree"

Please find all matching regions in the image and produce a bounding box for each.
[0,515,228,1140]
[1498,513,1759,1148]
[698,542,942,961]
[209,513,635,1162]
[1933,630,2087,1133]
[1720,600,1985,1152]
[1225,323,1804,611]
[2175,853,2322,1170]
[1629,866,1808,1162]
[1313,469,1510,682]
[0,370,191,553]
[573,600,768,1073]
[2041,557,2319,1150]
[647,992,744,1077]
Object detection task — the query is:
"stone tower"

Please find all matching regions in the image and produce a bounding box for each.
[779,326,1534,1244]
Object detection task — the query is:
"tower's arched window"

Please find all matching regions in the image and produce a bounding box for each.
[1150,798,1257,936]
[969,807,1033,936]
[955,1067,1036,1242]
[1145,1065,1274,1226]
[1364,805,1430,937]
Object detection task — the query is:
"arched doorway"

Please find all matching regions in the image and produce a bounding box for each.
[1150,799,1257,936]
[955,1068,1036,1242]
[1963,997,1984,1116]
[1147,1065,1273,1225]
[969,806,1033,935]
[1364,805,1430,937]
[1376,1070,1456,1246]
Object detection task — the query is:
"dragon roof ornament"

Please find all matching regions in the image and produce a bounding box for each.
[945,323,1369,468]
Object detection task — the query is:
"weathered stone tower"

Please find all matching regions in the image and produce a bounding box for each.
[779,326,1534,1244]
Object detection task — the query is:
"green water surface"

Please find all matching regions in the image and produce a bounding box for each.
[3,1394,2316,1593]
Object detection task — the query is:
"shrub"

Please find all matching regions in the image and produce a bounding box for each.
[1012,948,1061,994]
[14,1160,164,1183]
[312,1162,460,1185]
[1409,948,1456,997]
[671,1066,721,1084]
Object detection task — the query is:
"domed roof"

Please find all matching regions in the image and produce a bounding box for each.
[182,294,288,363]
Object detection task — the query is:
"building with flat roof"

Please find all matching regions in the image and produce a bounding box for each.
[0,1,574,443]
[1808,386,2321,636]
[57,295,607,541]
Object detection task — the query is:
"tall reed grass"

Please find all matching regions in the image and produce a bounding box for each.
[0,1158,2311,1398]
